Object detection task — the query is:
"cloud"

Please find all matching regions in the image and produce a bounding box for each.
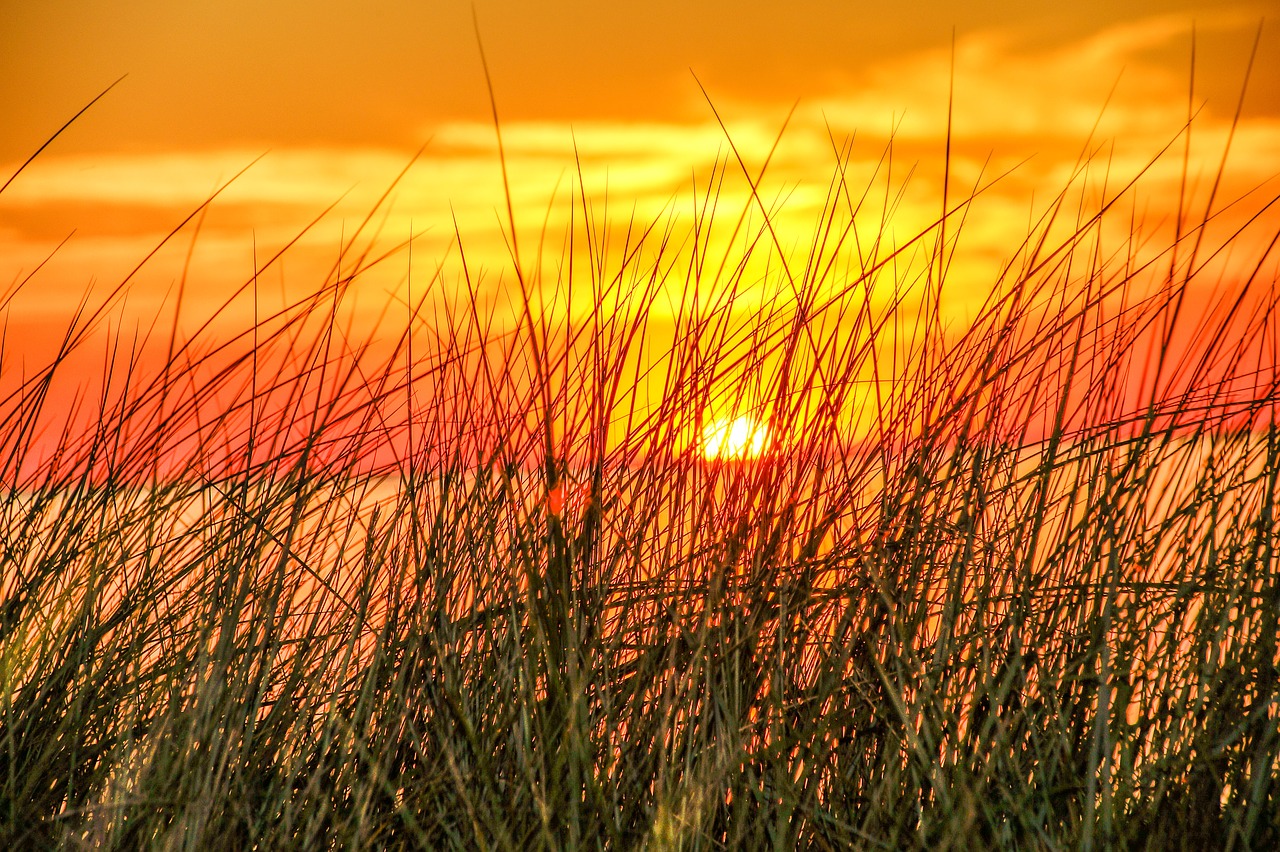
[1,8,1275,354]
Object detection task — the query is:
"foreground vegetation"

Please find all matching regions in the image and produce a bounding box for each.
[3,80,1280,849]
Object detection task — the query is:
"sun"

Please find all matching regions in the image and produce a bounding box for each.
[701,416,769,460]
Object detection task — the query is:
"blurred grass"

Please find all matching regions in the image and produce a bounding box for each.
[2,78,1280,850]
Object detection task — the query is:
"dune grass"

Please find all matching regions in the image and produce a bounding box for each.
[2,80,1280,850]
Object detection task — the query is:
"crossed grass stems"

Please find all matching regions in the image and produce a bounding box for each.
[3,50,1280,848]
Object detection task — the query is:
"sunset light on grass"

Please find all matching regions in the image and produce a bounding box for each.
[3,1,1280,848]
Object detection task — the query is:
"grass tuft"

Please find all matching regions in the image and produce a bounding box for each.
[2,79,1280,849]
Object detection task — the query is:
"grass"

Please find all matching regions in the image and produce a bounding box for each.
[2,72,1280,850]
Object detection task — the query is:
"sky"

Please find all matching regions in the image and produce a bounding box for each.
[4,0,1278,148]
[1,0,1278,448]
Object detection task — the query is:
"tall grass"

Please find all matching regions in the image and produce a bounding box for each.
[2,77,1280,849]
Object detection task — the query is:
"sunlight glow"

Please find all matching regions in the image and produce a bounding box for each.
[701,416,769,460]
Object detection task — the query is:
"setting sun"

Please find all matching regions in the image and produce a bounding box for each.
[701,416,769,460]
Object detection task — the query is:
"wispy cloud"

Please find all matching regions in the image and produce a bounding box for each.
[1,10,1275,350]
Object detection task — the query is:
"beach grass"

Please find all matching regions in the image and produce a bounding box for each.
[2,79,1280,850]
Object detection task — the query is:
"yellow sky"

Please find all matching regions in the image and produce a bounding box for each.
[1,0,1277,383]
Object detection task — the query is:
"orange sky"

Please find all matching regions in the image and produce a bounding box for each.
[1,0,1278,466]
[4,1,1277,291]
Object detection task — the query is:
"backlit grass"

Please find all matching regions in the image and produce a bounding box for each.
[2,76,1280,849]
